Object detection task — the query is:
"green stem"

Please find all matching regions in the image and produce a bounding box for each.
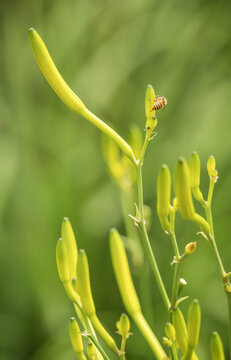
[135,132,170,311]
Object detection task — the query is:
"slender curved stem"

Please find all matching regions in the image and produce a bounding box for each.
[135,132,170,311]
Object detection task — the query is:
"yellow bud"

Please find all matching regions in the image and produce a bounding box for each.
[87,343,102,360]
[116,313,130,338]
[145,85,157,133]
[157,165,171,233]
[165,322,176,342]
[69,317,87,360]
[210,332,225,360]
[56,238,70,282]
[109,229,141,315]
[28,28,85,114]
[77,250,96,317]
[162,337,172,347]
[207,156,216,176]
[187,300,201,349]
[172,308,188,355]
[189,152,204,203]
[62,217,78,279]
[189,152,201,188]
[185,242,197,255]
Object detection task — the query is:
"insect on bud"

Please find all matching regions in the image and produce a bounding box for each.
[185,242,197,255]
[157,165,171,233]
[210,332,225,360]
[187,299,201,349]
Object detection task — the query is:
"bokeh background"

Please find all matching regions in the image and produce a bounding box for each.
[1,0,231,359]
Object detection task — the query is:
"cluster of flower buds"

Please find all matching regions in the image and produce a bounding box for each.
[157,152,219,239]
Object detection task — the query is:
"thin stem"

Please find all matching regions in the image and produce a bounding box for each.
[135,132,170,311]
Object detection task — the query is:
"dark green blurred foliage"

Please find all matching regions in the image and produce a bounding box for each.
[1,0,231,359]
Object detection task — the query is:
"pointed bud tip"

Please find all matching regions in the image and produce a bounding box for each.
[70,317,75,322]
[63,217,69,221]
[79,249,85,255]
[28,27,34,33]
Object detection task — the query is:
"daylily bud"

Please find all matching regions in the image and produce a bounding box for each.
[62,218,78,279]
[165,322,176,342]
[109,229,141,315]
[185,242,197,255]
[77,250,119,355]
[56,238,70,282]
[29,28,85,114]
[116,313,130,338]
[189,152,204,203]
[174,158,195,220]
[77,250,96,317]
[69,317,87,360]
[187,300,201,349]
[157,165,171,233]
[162,337,172,347]
[145,85,157,133]
[210,332,225,360]
[207,156,216,176]
[172,308,188,355]
[87,342,102,360]
[174,158,210,234]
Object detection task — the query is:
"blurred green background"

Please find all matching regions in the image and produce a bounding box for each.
[1,0,231,359]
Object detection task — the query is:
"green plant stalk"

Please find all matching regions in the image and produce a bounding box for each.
[133,312,168,360]
[169,211,181,311]
[170,343,179,360]
[135,132,170,311]
[204,192,231,358]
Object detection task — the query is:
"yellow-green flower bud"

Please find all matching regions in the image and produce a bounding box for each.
[56,238,70,282]
[187,300,201,349]
[62,217,78,280]
[207,156,216,176]
[116,313,130,338]
[162,337,172,347]
[165,323,176,342]
[189,152,204,203]
[145,85,157,133]
[185,242,197,255]
[69,317,87,360]
[28,28,85,114]
[174,158,195,220]
[210,332,225,360]
[109,229,141,315]
[172,308,188,355]
[87,343,103,360]
[128,125,143,160]
[77,250,96,317]
[157,165,171,233]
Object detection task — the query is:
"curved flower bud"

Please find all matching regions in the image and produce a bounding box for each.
[56,238,70,283]
[165,322,176,342]
[145,85,157,133]
[157,165,171,233]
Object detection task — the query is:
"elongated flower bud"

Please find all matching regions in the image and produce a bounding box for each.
[172,308,188,354]
[109,229,141,315]
[29,28,136,164]
[77,250,96,317]
[87,343,102,360]
[69,317,87,360]
[174,158,195,219]
[77,250,119,355]
[189,152,204,203]
[28,28,85,114]
[187,300,201,349]
[56,238,70,282]
[157,165,171,233]
[145,85,157,133]
[207,156,216,176]
[210,332,225,360]
[62,217,78,279]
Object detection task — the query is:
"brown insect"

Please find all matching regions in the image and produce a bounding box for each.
[151,96,167,111]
